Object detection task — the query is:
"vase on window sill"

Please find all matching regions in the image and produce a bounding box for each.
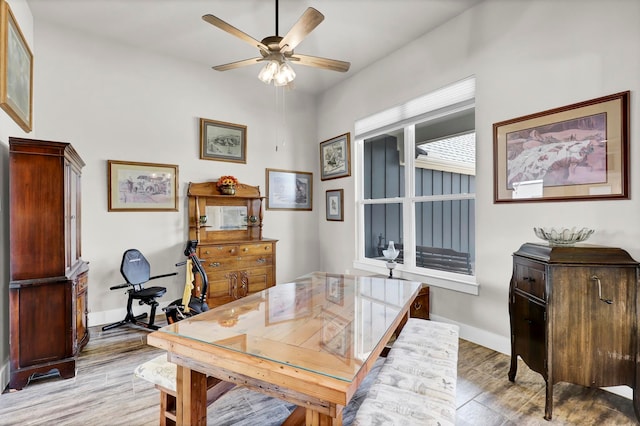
[220,185,236,195]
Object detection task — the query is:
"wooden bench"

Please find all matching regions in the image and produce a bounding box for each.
[136,319,458,426]
[134,354,235,426]
[353,318,459,426]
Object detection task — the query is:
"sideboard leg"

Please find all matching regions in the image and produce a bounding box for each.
[508,352,517,382]
[544,379,553,421]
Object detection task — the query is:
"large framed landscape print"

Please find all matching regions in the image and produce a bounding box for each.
[493,91,630,203]
[0,0,33,132]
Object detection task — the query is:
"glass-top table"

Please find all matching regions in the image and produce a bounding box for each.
[147,272,422,425]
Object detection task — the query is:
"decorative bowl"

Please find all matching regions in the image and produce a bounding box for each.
[533,227,594,246]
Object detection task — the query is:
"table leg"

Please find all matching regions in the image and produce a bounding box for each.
[176,365,208,425]
[305,408,343,426]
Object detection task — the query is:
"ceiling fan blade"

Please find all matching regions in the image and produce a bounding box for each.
[213,57,263,72]
[203,14,269,52]
[279,7,324,52]
[289,54,351,72]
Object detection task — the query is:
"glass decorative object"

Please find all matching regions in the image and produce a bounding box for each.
[533,227,594,246]
[382,241,400,278]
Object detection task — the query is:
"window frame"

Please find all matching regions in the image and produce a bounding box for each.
[353,79,478,295]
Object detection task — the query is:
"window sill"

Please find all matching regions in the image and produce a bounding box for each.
[352,259,479,295]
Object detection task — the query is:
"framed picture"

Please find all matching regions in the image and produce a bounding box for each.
[493,91,630,203]
[0,0,33,132]
[325,274,344,306]
[108,160,179,211]
[325,189,344,221]
[200,118,247,163]
[266,168,313,210]
[320,133,351,181]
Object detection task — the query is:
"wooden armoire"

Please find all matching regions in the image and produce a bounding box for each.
[8,137,89,390]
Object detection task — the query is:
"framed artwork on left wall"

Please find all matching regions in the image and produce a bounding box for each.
[108,160,179,211]
[0,0,33,132]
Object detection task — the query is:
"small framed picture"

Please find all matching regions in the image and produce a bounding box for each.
[107,160,179,211]
[320,133,351,181]
[266,168,313,210]
[200,117,247,163]
[325,189,344,221]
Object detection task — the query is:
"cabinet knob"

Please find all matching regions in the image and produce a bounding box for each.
[209,262,220,268]
[256,258,266,264]
[523,276,535,282]
[243,248,248,252]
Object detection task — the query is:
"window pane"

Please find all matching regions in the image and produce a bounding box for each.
[415,132,476,196]
[364,131,405,199]
[414,200,475,275]
[364,203,403,263]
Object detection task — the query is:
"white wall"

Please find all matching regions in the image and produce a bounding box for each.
[317,0,640,354]
[0,0,33,393]
[28,21,321,324]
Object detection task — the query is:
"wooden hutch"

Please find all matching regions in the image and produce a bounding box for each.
[188,181,277,308]
[8,138,89,390]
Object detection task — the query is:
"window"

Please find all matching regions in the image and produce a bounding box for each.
[355,77,477,294]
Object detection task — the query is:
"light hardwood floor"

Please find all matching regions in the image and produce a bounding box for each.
[0,322,637,425]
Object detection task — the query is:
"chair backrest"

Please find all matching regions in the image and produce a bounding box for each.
[120,249,151,285]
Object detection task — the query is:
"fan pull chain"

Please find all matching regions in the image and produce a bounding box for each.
[275,86,286,151]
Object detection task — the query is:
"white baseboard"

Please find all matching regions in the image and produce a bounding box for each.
[1,358,8,393]
[430,314,633,401]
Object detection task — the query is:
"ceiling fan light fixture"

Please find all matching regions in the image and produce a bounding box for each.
[258,60,280,84]
[274,62,296,86]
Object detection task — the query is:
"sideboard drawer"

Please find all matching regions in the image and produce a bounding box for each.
[199,245,239,258]
[514,260,546,300]
[238,242,274,256]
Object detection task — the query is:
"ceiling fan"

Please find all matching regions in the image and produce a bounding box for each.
[202,0,351,86]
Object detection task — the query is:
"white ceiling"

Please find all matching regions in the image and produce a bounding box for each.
[26,0,481,95]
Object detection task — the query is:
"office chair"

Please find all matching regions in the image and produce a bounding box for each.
[102,249,177,331]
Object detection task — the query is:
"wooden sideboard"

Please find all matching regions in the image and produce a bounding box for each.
[8,138,89,390]
[508,243,640,421]
[188,181,277,309]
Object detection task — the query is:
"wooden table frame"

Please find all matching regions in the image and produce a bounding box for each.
[147,277,421,425]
